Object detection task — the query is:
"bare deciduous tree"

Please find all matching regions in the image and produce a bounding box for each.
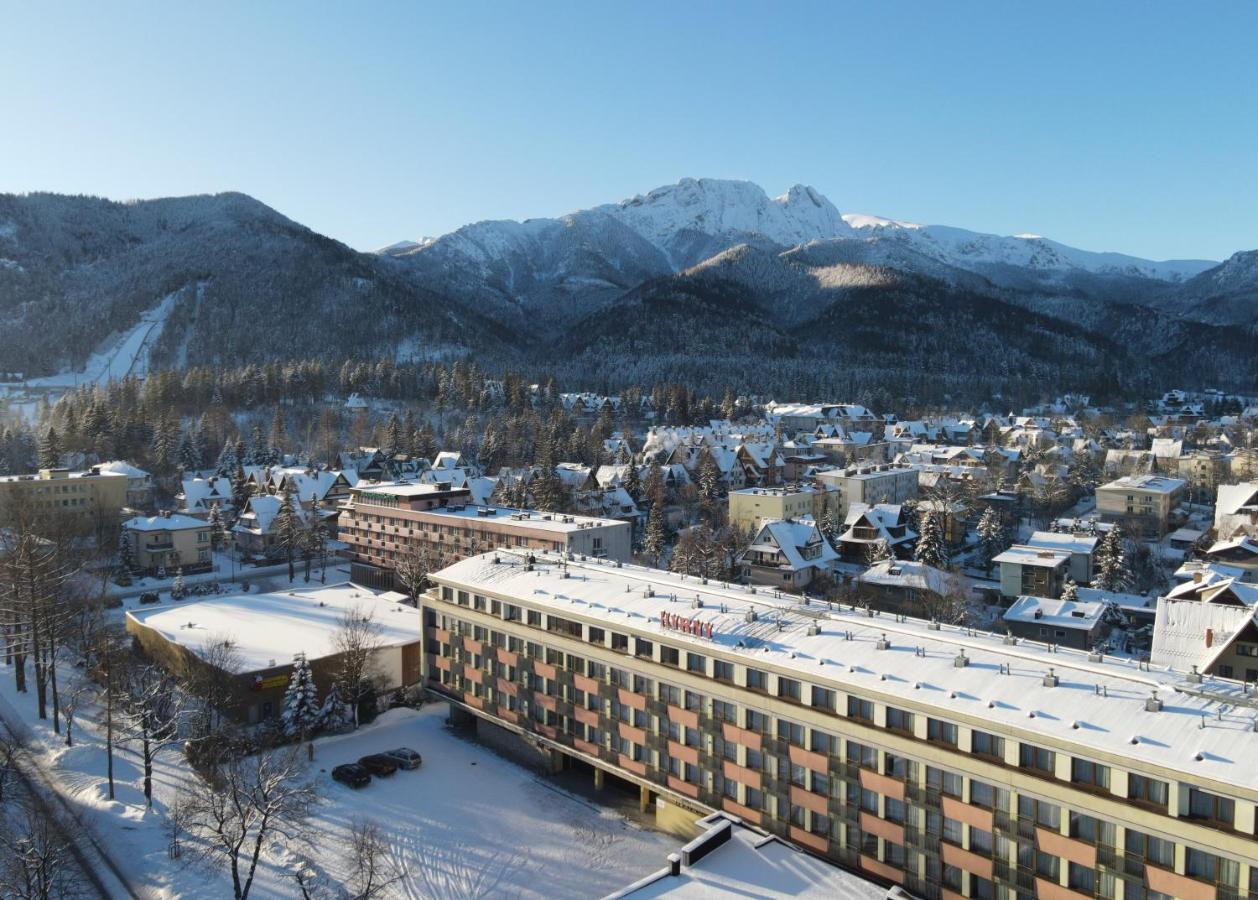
[173,746,317,900]
[333,605,384,728]
[118,662,184,808]
[344,818,402,900]
[0,795,84,900]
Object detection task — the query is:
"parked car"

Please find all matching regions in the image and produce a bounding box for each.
[357,754,398,776]
[332,763,371,788]
[383,747,422,770]
[138,591,159,605]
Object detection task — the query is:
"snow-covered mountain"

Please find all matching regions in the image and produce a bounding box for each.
[383,178,1224,330]
[840,215,1214,282]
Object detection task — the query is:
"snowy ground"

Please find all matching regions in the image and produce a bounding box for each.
[0,667,679,899]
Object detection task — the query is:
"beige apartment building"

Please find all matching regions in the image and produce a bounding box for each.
[339,482,632,591]
[1096,475,1187,537]
[815,464,919,519]
[122,512,213,575]
[0,466,128,532]
[727,485,835,532]
[425,549,1258,900]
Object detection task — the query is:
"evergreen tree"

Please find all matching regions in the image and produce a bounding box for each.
[119,530,136,572]
[269,406,287,457]
[272,485,302,582]
[720,387,737,421]
[915,510,949,570]
[697,450,721,504]
[207,504,226,553]
[1094,525,1129,592]
[282,652,320,741]
[177,429,199,472]
[644,504,667,564]
[820,508,840,548]
[1061,577,1079,602]
[37,426,60,469]
[171,568,187,600]
[865,538,892,566]
[230,463,250,522]
[385,414,402,453]
[976,507,1006,574]
[622,461,643,503]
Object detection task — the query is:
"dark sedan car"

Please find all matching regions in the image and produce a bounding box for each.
[357,753,399,776]
[331,763,371,788]
[383,747,422,770]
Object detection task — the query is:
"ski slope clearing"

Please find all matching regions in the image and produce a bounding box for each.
[26,288,181,389]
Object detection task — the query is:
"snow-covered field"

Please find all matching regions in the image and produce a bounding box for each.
[0,670,679,899]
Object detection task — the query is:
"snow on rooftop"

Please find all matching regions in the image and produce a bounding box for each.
[1004,596,1103,630]
[126,582,420,673]
[123,512,209,531]
[433,551,1258,792]
[613,813,887,899]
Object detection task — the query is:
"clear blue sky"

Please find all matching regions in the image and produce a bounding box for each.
[2,2,1255,261]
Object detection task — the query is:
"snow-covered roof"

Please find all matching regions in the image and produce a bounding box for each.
[1099,474,1187,494]
[992,546,1071,568]
[612,812,888,899]
[96,460,150,479]
[433,550,1258,792]
[741,519,838,572]
[1025,531,1099,555]
[123,513,208,532]
[1004,596,1104,631]
[857,558,959,596]
[127,582,420,673]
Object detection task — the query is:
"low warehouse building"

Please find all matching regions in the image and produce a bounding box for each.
[125,582,421,724]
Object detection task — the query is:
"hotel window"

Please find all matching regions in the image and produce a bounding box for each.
[611,632,628,652]
[970,827,993,856]
[971,729,1004,761]
[745,710,768,733]
[885,797,906,823]
[659,684,681,706]
[1187,788,1235,829]
[1017,796,1060,830]
[587,626,605,646]
[777,720,805,747]
[634,639,654,660]
[942,817,963,845]
[846,696,873,722]
[812,771,829,797]
[1018,743,1056,776]
[1125,829,1174,868]
[777,677,802,703]
[883,753,908,780]
[745,668,767,692]
[846,741,877,771]
[1127,773,1169,808]
[1071,759,1110,791]
[686,652,706,674]
[927,718,958,746]
[810,686,836,711]
[659,645,679,667]
[712,700,738,723]
[1186,849,1240,887]
[885,706,914,734]
[790,764,808,787]
[1068,862,1096,894]
[745,788,764,810]
[969,781,1008,812]
[926,766,963,798]
[586,660,605,680]
[713,660,734,683]
[810,730,836,755]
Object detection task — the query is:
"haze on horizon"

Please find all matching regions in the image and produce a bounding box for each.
[1,2,1255,262]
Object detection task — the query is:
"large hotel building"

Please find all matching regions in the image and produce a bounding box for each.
[425,549,1258,900]
[337,481,631,589]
